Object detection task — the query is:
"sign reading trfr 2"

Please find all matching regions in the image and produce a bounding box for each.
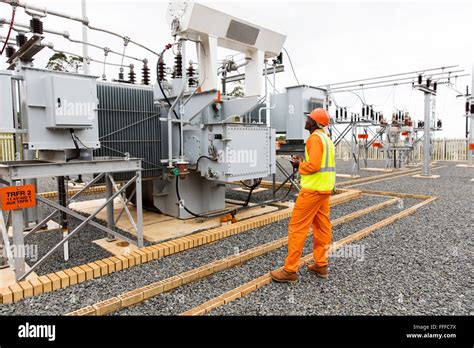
[0,184,36,210]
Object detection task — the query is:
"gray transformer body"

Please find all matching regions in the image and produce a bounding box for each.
[152,86,276,219]
[18,67,100,156]
[269,85,327,141]
[5,67,278,220]
[95,82,276,219]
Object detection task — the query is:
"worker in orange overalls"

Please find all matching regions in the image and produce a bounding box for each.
[270,108,336,283]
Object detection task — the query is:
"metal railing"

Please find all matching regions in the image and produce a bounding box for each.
[335,138,469,161]
[1,133,469,163]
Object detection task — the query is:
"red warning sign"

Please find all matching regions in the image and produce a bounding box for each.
[0,184,36,210]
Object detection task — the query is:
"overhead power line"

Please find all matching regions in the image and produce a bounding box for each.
[282,47,300,85]
[0,0,159,56]
[318,65,459,88]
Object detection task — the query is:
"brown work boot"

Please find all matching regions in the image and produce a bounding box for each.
[270,268,298,283]
[307,264,328,279]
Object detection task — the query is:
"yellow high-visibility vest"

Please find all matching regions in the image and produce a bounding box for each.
[300,131,336,192]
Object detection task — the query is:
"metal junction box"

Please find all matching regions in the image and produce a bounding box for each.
[270,85,327,141]
[20,67,100,151]
[197,123,275,182]
[43,74,97,128]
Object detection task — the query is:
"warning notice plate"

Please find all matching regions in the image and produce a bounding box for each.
[0,184,36,210]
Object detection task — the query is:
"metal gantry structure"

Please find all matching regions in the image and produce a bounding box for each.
[324,66,470,176]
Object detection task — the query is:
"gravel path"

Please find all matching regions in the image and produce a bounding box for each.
[0,194,398,315]
[209,162,473,315]
[117,196,415,315]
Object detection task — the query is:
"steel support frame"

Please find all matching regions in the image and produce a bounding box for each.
[0,158,143,281]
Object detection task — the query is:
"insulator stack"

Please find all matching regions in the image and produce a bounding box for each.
[362,106,365,118]
[336,108,339,119]
[30,18,44,35]
[466,102,470,114]
[16,33,27,47]
[118,68,124,81]
[344,108,348,120]
[174,53,182,78]
[426,78,431,88]
[129,65,136,84]
[187,63,196,87]
[437,120,442,129]
[142,60,150,85]
[5,46,15,58]
[418,74,422,85]
[370,106,374,120]
[433,82,437,91]
[158,58,166,82]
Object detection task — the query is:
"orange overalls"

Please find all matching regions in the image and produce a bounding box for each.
[284,129,335,273]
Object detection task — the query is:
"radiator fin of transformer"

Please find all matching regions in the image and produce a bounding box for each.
[94,83,162,180]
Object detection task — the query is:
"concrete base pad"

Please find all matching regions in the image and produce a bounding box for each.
[456,164,474,168]
[337,174,360,178]
[232,187,268,194]
[361,168,393,173]
[92,238,138,256]
[412,174,441,179]
[7,220,61,238]
[67,182,87,190]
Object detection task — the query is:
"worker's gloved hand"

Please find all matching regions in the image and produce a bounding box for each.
[290,155,302,169]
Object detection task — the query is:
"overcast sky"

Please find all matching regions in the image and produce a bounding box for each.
[1,0,472,138]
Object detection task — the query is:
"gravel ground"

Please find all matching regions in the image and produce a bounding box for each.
[117,196,415,315]
[4,160,468,316]
[0,194,399,315]
[209,162,473,315]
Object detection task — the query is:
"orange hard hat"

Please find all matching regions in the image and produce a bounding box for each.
[306,108,330,127]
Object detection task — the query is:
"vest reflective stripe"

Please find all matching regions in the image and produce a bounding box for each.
[300,131,336,191]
